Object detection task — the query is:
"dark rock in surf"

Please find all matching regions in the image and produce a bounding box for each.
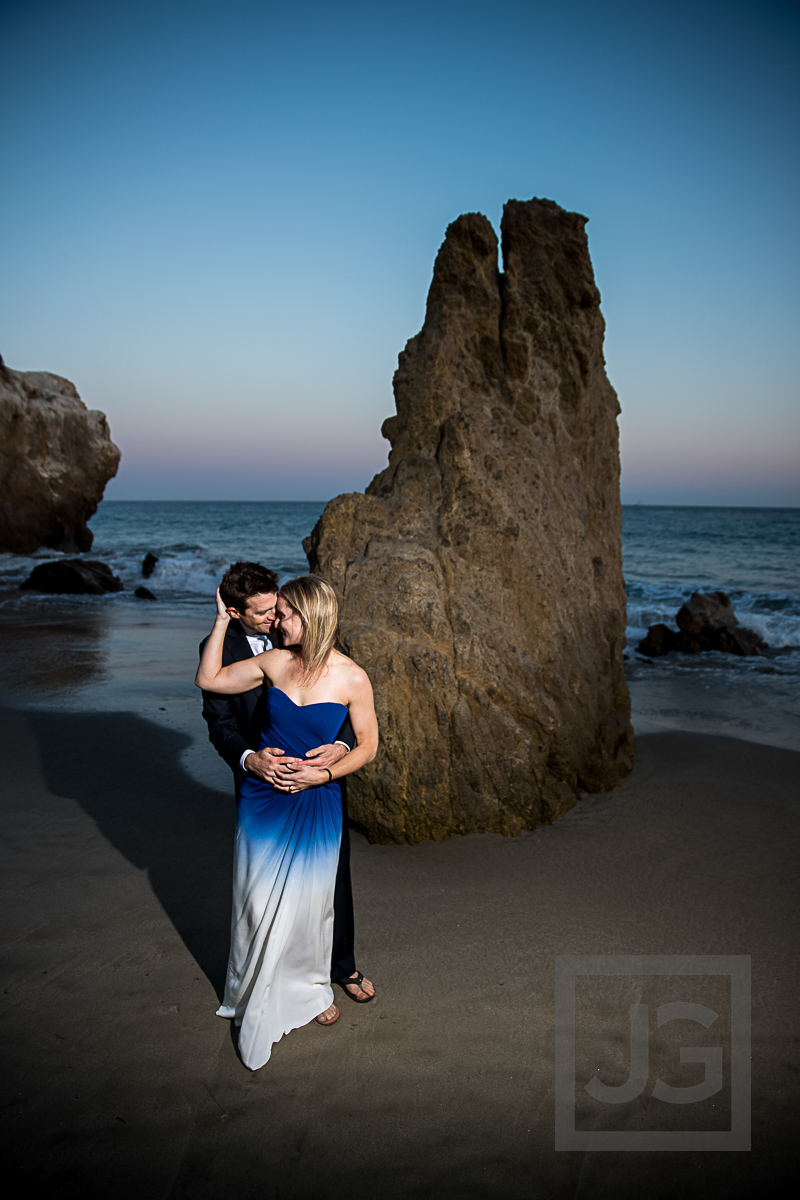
[141,553,159,578]
[134,586,157,600]
[714,625,767,657]
[636,623,678,657]
[676,591,738,636]
[20,559,124,595]
[638,591,768,659]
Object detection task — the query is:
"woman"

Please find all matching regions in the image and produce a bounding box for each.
[195,574,378,1070]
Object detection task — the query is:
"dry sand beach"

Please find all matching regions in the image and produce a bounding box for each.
[1,601,798,1198]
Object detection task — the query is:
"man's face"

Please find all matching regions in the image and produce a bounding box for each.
[228,592,278,636]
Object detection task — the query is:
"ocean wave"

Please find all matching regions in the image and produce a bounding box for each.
[0,543,310,602]
[625,580,800,650]
[107,547,232,597]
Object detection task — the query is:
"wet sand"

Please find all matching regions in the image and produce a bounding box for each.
[1,691,798,1197]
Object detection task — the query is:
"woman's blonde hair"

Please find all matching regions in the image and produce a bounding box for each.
[279,575,340,684]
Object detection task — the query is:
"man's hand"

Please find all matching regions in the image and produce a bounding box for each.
[244,746,299,784]
[304,742,349,769]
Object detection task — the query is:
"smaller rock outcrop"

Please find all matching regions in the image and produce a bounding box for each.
[20,560,124,595]
[636,623,678,657]
[714,626,767,656]
[676,591,738,637]
[141,553,159,578]
[637,591,767,658]
[134,586,157,601]
[0,361,120,553]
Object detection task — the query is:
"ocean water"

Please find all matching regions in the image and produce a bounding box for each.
[0,500,326,603]
[622,506,800,650]
[0,502,798,752]
[619,506,799,751]
[1,501,797,641]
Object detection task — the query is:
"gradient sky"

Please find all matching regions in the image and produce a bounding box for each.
[1,0,798,505]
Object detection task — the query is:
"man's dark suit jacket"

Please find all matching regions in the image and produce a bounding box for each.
[200,618,357,981]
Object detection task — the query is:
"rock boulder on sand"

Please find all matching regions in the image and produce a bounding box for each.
[0,361,120,553]
[20,559,124,595]
[305,197,634,844]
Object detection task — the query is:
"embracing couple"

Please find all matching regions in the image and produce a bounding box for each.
[196,561,378,1070]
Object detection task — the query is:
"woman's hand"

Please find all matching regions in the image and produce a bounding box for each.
[271,759,330,793]
[215,587,231,621]
[195,588,267,694]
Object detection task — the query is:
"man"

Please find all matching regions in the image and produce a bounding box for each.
[200,560,375,1004]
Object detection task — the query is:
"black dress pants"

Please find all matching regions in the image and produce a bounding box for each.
[331,781,356,981]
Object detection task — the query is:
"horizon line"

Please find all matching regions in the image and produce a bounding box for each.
[99,499,800,510]
[101,499,800,508]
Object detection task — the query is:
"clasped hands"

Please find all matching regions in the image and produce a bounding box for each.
[244,741,348,792]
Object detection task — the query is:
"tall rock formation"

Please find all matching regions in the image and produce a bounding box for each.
[0,363,121,553]
[305,198,635,843]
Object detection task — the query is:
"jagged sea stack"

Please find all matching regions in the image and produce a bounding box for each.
[0,364,120,553]
[305,198,635,843]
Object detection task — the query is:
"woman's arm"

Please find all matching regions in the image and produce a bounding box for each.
[329,668,378,779]
[194,589,269,695]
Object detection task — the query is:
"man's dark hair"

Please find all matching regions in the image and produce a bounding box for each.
[219,562,279,611]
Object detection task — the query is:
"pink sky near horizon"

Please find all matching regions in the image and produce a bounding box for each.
[100,413,799,508]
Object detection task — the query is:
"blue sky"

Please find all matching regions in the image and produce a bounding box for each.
[1,0,798,504]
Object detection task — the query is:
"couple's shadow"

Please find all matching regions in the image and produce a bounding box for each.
[25,707,234,997]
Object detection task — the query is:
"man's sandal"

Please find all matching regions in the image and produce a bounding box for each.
[314,1003,339,1026]
[333,971,376,1004]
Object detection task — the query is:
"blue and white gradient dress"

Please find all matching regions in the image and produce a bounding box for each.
[216,686,344,1070]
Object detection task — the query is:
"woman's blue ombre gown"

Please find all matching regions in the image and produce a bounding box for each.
[216,687,344,1069]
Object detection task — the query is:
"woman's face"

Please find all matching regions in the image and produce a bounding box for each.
[276,596,303,647]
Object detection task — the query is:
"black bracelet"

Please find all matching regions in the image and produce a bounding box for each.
[323,768,332,782]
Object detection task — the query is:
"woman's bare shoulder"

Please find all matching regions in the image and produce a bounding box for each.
[257,647,293,676]
[331,650,372,691]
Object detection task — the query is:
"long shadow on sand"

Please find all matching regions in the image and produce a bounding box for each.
[25,708,234,996]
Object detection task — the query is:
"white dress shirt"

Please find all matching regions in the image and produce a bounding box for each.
[245,631,272,656]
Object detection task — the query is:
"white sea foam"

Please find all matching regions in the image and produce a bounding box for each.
[0,545,229,601]
[0,541,305,606]
[107,547,231,597]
